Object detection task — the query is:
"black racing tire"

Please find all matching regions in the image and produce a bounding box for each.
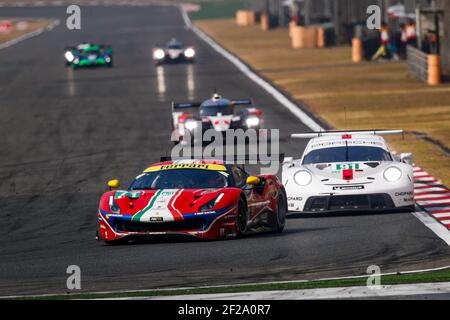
[236,198,248,236]
[272,192,287,233]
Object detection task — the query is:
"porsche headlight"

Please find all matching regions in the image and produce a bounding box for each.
[184,119,198,131]
[109,196,120,214]
[153,49,165,60]
[246,116,260,127]
[104,56,111,63]
[294,170,312,186]
[199,193,224,212]
[383,167,402,182]
[184,48,195,58]
[65,51,74,62]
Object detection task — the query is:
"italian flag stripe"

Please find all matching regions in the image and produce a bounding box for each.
[131,189,163,222]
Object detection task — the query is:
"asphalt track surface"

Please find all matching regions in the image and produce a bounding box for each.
[0,6,449,296]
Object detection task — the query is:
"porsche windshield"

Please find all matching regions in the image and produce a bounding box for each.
[302,146,392,164]
[129,169,230,190]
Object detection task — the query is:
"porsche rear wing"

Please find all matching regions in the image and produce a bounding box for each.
[291,129,403,139]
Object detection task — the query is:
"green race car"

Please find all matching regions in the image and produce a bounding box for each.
[64,43,113,69]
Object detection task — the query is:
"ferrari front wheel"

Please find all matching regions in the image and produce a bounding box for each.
[273,192,287,233]
[236,198,248,236]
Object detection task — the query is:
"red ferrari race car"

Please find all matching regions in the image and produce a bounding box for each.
[97,159,287,243]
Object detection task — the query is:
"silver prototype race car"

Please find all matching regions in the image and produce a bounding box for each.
[171,93,264,145]
[282,130,415,213]
[152,38,196,65]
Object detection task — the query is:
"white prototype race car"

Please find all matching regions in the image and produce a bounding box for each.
[282,130,415,213]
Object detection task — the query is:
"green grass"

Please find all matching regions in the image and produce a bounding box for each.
[190,0,245,21]
[6,268,450,300]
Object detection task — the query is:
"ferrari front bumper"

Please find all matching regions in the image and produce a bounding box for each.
[97,206,237,242]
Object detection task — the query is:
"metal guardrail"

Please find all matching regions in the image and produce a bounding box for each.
[407,45,428,82]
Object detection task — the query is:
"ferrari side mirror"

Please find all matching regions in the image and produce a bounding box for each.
[107,179,120,190]
[246,176,261,185]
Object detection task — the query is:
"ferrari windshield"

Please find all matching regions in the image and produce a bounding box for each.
[129,169,230,190]
[302,146,392,164]
[200,105,233,117]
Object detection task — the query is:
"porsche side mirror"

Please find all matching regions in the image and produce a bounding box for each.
[107,179,120,190]
[246,176,261,185]
[400,153,413,165]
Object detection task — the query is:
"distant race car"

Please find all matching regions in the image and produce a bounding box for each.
[152,38,196,65]
[282,130,415,213]
[97,158,287,243]
[171,93,264,144]
[64,43,113,69]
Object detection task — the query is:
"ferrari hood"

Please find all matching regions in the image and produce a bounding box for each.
[304,161,391,182]
[109,188,226,222]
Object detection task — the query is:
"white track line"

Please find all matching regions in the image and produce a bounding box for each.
[3,264,450,299]
[180,7,324,131]
[144,282,450,300]
[0,19,59,50]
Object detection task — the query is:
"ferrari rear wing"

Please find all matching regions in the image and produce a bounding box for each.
[291,129,403,139]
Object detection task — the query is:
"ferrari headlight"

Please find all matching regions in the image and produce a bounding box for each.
[184,48,195,58]
[294,170,312,186]
[184,119,198,131]
[383,167,402,182]
[246,116,260,127]
[153,49,165,60]
[65,51,74,62]
[109,196,120,214]
[199,193,224,212]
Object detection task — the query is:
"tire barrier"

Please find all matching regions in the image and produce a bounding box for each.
[235,10,255,27]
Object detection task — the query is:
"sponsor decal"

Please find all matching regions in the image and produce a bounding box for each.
[395,191,413,196]
[288,197,303,201]
[149,217,164,222]
[336,163,362,171]
[115,191,141,199]
[332,185,365,190]
[144,163,226,172]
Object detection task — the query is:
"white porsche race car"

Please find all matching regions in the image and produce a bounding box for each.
[282,130,415,213]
